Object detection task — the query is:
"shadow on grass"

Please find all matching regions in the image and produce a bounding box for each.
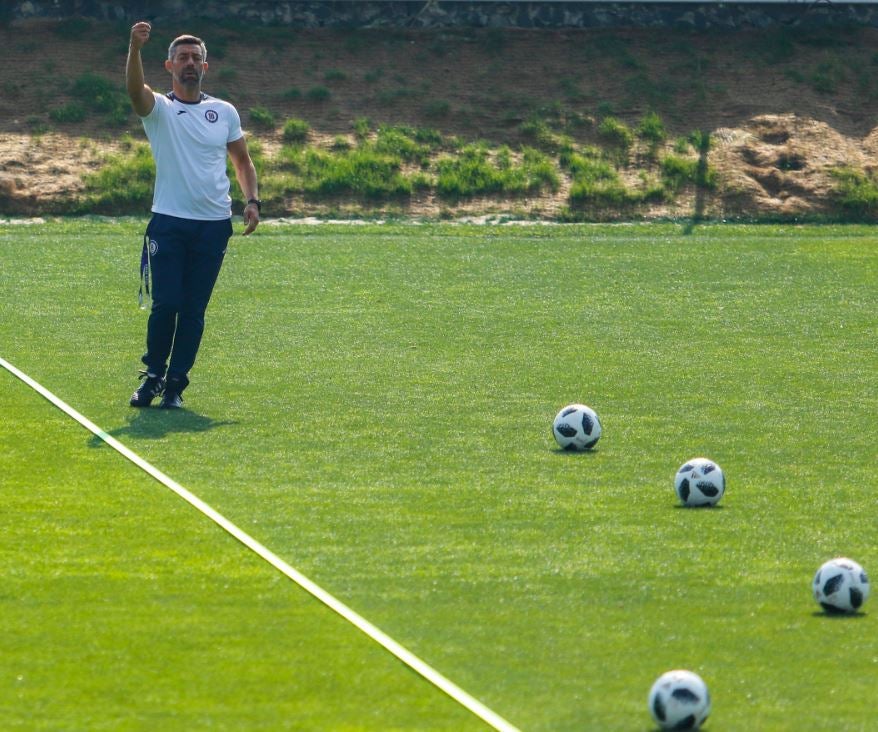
[673,504,727,510]
[550,448,601,456]
[88,408,237,446]
[811,610,868,620]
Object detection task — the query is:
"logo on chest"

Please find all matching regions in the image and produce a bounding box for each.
[205,109,219,123]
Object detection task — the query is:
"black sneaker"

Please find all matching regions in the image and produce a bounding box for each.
[159,391,183,409]
[159,374,189,409]
[130,371,165,407]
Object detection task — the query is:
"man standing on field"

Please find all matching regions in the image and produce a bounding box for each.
[126,21,261,408]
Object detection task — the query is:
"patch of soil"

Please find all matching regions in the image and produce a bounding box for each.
[2,19,877,219]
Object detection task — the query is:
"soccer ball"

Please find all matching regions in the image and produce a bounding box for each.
[552,403,602,451]
[648,669,711,731]
[674,458,725,507]
[813,557,870,614]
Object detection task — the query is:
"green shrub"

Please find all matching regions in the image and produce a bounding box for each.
[558,77,581,100]
[410,172,433,190]
[244,138,266,168]
[324,69,347,82]
[49,103,87,124]
[249,106,276,129]
[810,61,844,94]
[557,138,576,164]
[373,126,434,165]
[563,151,617,183]
[637,111,666,145]
[688,130,712,154]
[352,117,371,140]
[423,100,450,118]
[277,147,412,198]
[412,127,443,146]
[436,146,505,197]
[71,73,124,114]
[305,85,331,102]
[520,147,560,192]
[660,152,717,191]
[637,171,670,203]
[564,150,640,206]
[596,101,615,118]
[673,137,691,155]
[3,80,22,98]
[436,144,557,198]
[519,117,549,138]
[569,178,632,206]
[67,72,130,125]
[598,116,633,150]
[103,105,130,126]
[281,117,310,143]
[519,118,563,151]
[496,146,512,170]
[660,155,699,191]
[79,144,155,213]
[830,167,878,217]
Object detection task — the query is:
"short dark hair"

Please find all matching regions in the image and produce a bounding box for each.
[168,35,207,61]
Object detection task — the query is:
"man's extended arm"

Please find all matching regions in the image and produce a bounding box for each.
[127,21,156,117]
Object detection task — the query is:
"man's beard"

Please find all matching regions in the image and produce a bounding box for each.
[178,69,202,87]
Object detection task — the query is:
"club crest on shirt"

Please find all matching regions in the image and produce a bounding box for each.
[149,239,158,255]
[205,109,219,123]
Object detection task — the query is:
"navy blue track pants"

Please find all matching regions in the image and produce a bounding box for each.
[142,213,232,379]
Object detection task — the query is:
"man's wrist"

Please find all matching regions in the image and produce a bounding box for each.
[246,198,262,212]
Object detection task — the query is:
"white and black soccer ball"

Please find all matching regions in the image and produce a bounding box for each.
[648,669,711,731]
[552,403,602,451]
[674,458,725,507]
[813,557,870,615]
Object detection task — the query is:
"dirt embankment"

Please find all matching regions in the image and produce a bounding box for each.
[2,20,876,219]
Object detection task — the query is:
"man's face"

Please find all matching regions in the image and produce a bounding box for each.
[165,44,207,87]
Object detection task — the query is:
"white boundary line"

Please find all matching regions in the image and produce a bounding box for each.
[1,356,520,732]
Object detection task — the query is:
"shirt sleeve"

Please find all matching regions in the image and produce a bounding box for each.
[227,104,243,143]
[140,92,165,133]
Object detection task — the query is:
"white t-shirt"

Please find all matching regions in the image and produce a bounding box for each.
[140,92,243,220]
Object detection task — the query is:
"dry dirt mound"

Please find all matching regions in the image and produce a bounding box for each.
[710,114,870,218]
[0,134,113,213]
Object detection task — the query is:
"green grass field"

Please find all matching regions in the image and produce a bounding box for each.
[1,220,876,731]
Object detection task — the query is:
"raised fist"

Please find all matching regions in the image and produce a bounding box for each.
[130,21,152,51]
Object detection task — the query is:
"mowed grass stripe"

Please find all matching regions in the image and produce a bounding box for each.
[0,366,488,731]
[1,220,876,730]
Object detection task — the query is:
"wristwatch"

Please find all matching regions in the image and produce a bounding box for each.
[247,198,263,212]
